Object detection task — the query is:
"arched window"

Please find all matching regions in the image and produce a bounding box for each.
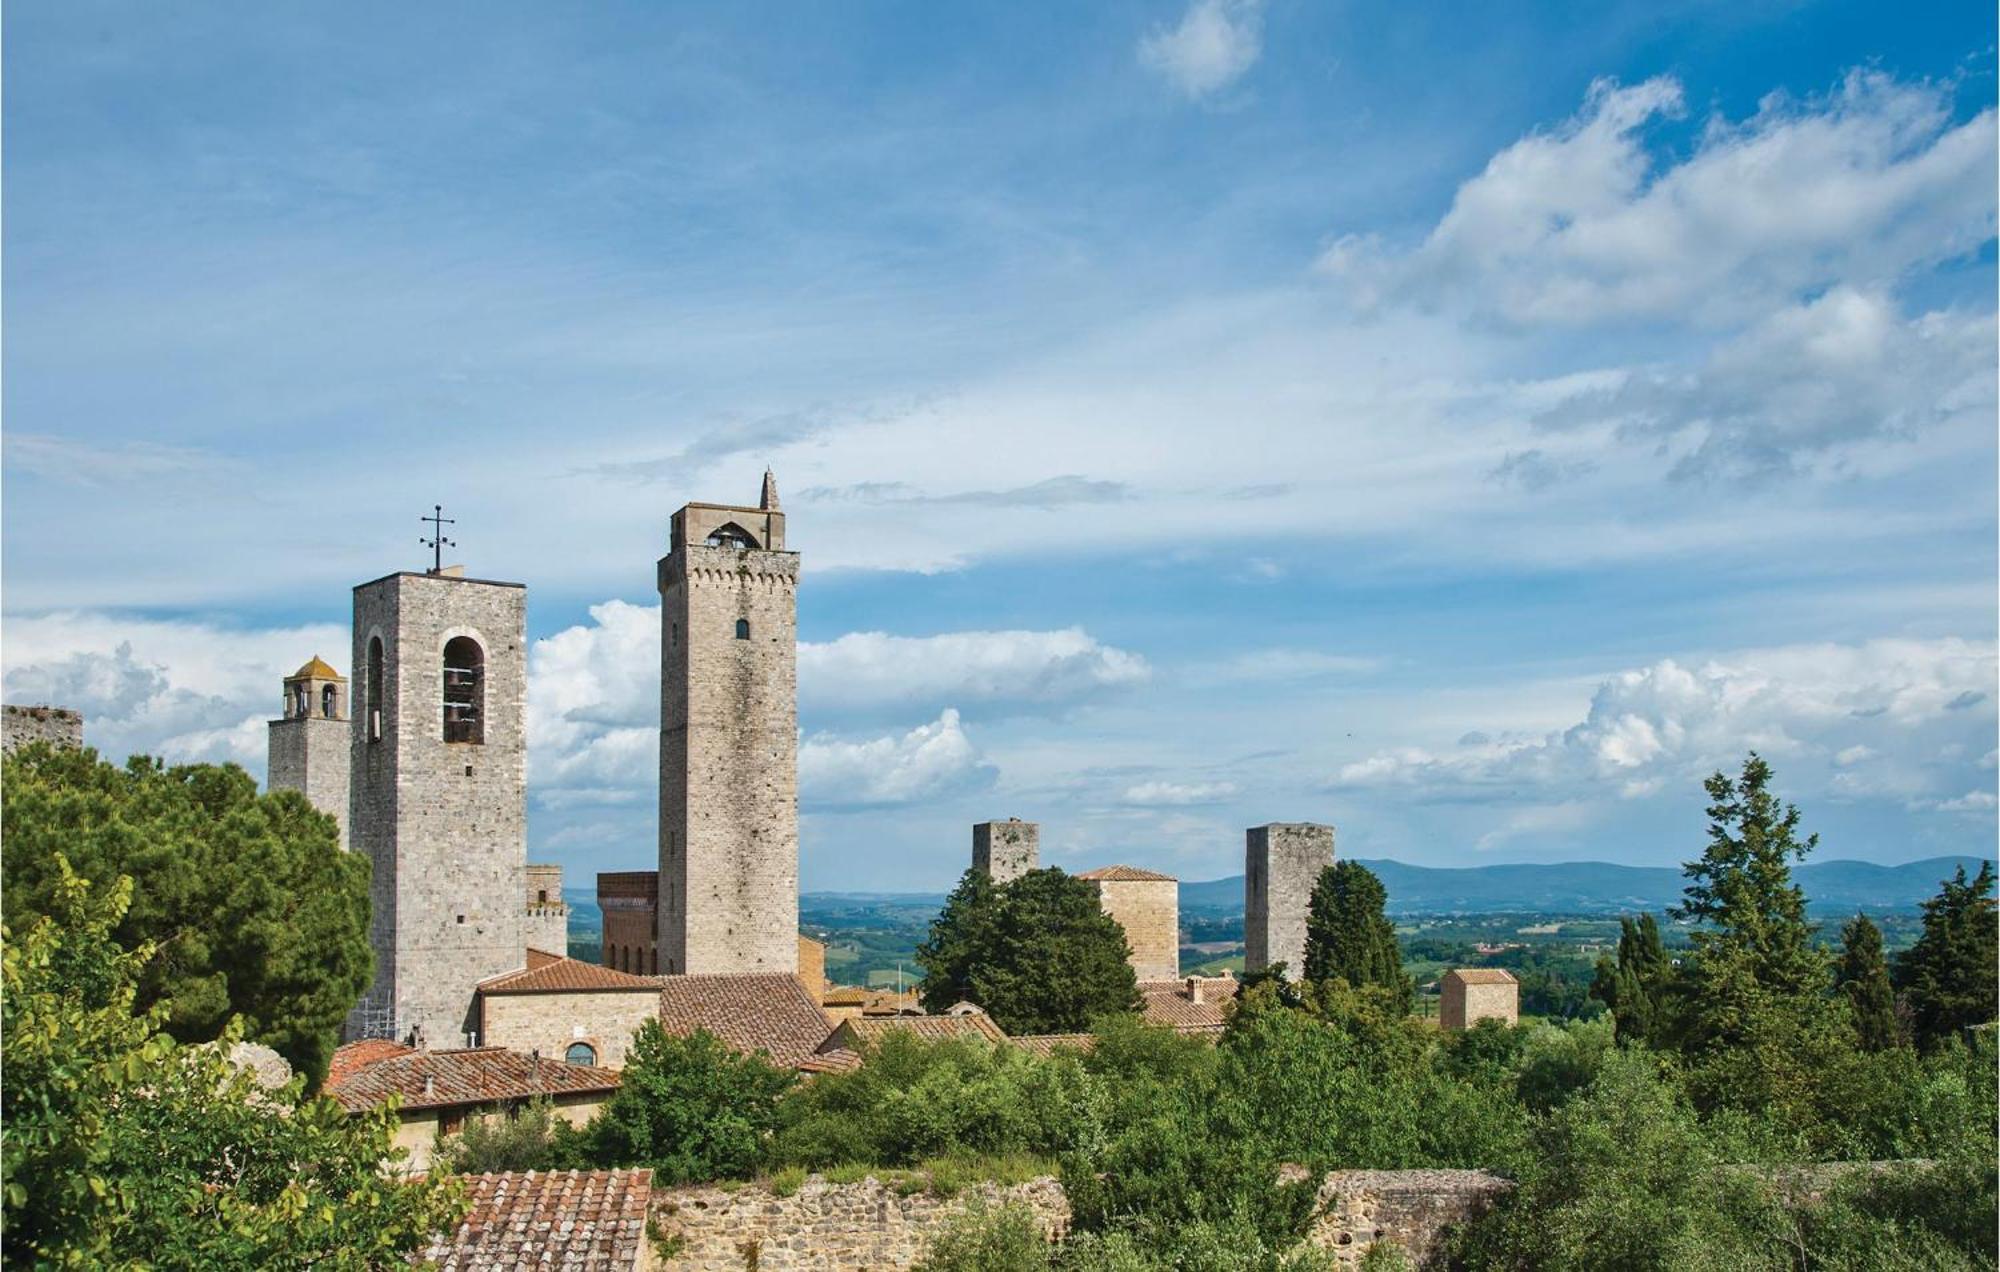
[367,638,386,742]
[565,1042,597,1067]
[443,637,484,744]
[735,618,750,641]
[322,684,338,718]
[704,522,757,549]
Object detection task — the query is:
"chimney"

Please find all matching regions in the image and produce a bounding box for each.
[1186,976,1203,1005]
[422,1074,435,1098]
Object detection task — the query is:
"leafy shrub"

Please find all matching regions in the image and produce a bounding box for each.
[434,1098,581,1175]
[912,1204,1051,1272]
[574,1022,795,1184]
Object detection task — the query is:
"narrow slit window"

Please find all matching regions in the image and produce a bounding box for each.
[443,637,484,744]
[367,638,386,742]
[734,618,750,640]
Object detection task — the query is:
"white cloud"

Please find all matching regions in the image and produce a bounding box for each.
[799,628,1150,714]
[1332,638,1998,812]
[1931,790,1998,813]
[799,708,997,809]
[1321,71,1997,326]
[1138,0,1264,99]
[1207,648,1384,683]
[1121,779,1240,806]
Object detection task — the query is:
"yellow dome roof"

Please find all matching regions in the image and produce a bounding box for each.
[291,655,345,681]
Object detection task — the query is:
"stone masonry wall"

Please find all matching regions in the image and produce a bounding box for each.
[479,989,658,1068]
[1096,878,1179,981]
[1442,979,1518,1031]
[659,537,799,976]
[268,714,351,850]
[973,819,1038,884]
[653,1170,1508,1271]
[2,704,83,754]
[1245,823,1335,979]
[348,572,527,1046]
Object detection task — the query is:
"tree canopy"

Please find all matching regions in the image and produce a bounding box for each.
[915,867,1139,1034]
[1,745,372,1088]
[576,1021,796,1184]
[1590,914,1673,1046]
[1895,862,1998,1052]
[1301,860,1413,1014]
[1837,913,1899,1052]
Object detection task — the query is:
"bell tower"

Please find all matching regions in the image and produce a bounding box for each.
[658,471,799,975]
[267,656,351,849]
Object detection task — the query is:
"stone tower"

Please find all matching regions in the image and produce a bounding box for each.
[267,656,351,849]
[1245,822,1335,980]
[346,566,528,1046]
[972,819,1038,884]
[658,472,799,975]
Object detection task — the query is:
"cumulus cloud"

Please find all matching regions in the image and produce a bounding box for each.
[800,628,1149,714]
[1321,71,1996,326]
[1139,0,1264,99]
[1331,638,1998,814]
[1122,779,1240,806]
[799,708,997,809]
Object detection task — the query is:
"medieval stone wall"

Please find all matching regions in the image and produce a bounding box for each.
[478,990,657,1068]
[1441,977,1518,1031]
[659,539,799,976]
[599,870,660,973]
[348,572,527,1046]
[2,704,82,754]
[1095,878,1179,981]
[1245,823,1335,979]
[269,714,351,850]
[973,819,1038,883]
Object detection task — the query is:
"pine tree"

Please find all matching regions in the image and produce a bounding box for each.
[1670,754,1828,1049]
[1301,861,1413,1016]
[1590,913,1672,1045]
[1894,862,1998,1051]
[914,868,999,1015]
[1836,913,1899,1051]
[916,868,1139,1033]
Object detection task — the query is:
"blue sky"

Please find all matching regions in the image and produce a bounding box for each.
[5,1,1995,891]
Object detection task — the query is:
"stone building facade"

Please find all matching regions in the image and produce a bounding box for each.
[477,953,660,1068]
[346,567,529,1047]
[1077,865,1179,981]
[266,656,351,849]
[598,870,660,975]
[524,863,568,957]
[658,472,799,975]
[1245,823,1335,980]
[2,704,82,754]
[972,818,1038,883]
[1440,968,1519,1030]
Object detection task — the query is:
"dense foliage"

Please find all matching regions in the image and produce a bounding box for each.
[915,867,1140,1033]
[574,1021,797,1184]
[2,858,462,1268]
[1301,860,1413,1014]
[1839,912,1900,1052]
[1,746,372,1088]
[1895,861,1998,1052]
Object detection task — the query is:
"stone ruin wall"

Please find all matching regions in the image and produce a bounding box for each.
[2,705,83,754]
[653,1169,1509,1270]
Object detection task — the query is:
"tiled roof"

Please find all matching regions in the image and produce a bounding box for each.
[1075,864,1178,882]
[828,1013,1009,1049]
[1137,978,1234,1035]
[797,1048,864,1075]
[325,1047,619,1113]
[480,953,658,995]
[421,1170,652,1271]
[822,986,869,1007]
[327,1038,415,1087]
[1009,1034,1098,1057]
[654,972,834,1069]
[290,655,344,681]
[1446,968,1519,985]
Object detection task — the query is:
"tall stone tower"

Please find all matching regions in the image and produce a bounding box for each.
[267,656,351,849]
[972,819,1038,884]
[658,471,799,975]
[1245,823,1335,980]
[346,566,528,1046]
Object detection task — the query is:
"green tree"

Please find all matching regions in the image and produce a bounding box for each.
[917,868,1139,1035]
[1895,863,1999,1052]
[1300,861,1414,1015]
[1670,754,1829,1051]
[1837,913,1900,1052]
[577,1021,795,1183]
[2,857,463,1268]
[1,746,372,1088]
[434,1098,581,1175]
[1589,913,1673,1046]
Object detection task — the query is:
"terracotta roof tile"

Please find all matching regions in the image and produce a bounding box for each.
[827,1013,1009,1049]
[479,954,658,995]
[797,1048,864,1075]
[1009,1034,1098,1057]
[654,972,834,1069]
[1075,864,1178,882]
[1137,978,1234,1035]
[327,1038,414,1087]
[422,1169,652,1271]
[325,1047,618,1113]
[1446,968,1519,985]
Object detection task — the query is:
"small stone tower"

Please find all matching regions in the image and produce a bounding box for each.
[267,656,351,849]
[1245,823,1335,980]
[658,472,799,975]
[346,565,528,1046]
[973,819,1039,884]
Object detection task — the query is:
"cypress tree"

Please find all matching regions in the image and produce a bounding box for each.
[1591,913,1672,1045]
[1894,862,1998,1051]
[1836,913,1899,1051]
[1301,860,1413,1016]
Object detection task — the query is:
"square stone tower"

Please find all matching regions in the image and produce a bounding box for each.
[1077,865,1180,981]
[1245,823,1335,980]
[658,471,799,975]
[346,567,528,1046]
[267,656,351,850]
[972,819,1038,884]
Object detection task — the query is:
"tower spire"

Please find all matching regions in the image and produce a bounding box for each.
[759,468,780,512]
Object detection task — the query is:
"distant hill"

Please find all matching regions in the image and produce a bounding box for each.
[1178,856,1994,915]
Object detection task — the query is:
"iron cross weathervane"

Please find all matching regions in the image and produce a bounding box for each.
[420,505,456,574]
